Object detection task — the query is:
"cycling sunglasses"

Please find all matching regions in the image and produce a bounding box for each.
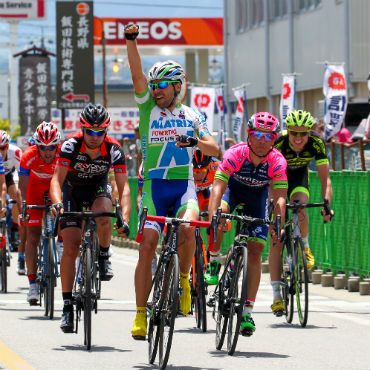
[288,129,310,137]
[193,168,208,173]
[249,131,275,141]
[39,145,57,152]
[149,80,180,91]
[84,128,107,137]
[0,145,8,151]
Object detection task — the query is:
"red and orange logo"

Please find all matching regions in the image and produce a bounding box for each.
[283,83,291,99]
[328,72,346,90]
[76,2,89,16]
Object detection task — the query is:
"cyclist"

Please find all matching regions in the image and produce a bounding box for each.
[0,130,26,274]
[50,103,131,333]
[19,122,61,305]
[269,109,334,315]
[192,149,223,285]
[208,112,287,336]
[125,24,219,340]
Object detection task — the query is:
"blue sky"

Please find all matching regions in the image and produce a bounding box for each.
[0,0,223,73]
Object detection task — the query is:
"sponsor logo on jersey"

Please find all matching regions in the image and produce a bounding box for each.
[150,118,193,129]
[74,162,109,174]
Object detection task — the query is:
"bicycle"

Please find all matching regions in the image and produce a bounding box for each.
[6,198,20,252]
[280,198,332,327]
[53,201,124,350]
[22,194,59,318]
[137,207,210,370]
[209,205,279,355]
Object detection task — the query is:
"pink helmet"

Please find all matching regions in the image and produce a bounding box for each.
[247,112,280,136]
[33,122,61,146]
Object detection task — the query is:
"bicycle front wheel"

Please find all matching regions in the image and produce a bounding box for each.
[44,238,56,319]
[193,246,207,332]
[83,247,93,350]
[295,238,309,327]
[158,253,179,370]
[227,247,248,355]
[0,247,7,293]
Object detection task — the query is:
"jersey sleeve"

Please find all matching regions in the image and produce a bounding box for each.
[214,147,242,183]
[57,138,78,168]
[312,136,329,166]
[110,144,127,174]
[193,108,211,138]
[0,154,4,175]
[268,150,288,190]
[14,148,22,171]
[19,147,33,176]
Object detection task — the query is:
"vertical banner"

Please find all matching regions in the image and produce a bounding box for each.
[233,87,247,143]
[56,1,94,109]
[0,74,8,120]
[19,55,51,136]
[279,74,296,130]
[215,87,226,153]
[190,87,215,132]
[323,64,348,141]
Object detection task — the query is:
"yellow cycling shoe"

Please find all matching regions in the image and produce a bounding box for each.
[305,248,315,270]
[180,279,191,316]
[131,314,147,340]
[271,298,285,317]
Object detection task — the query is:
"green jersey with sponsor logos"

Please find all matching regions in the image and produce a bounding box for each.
[135,87,211,180]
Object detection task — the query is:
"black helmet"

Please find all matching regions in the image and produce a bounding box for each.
[80,103,110,129]
[192,149,212,169]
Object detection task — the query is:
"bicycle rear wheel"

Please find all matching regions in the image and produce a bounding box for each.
[158,253,179,370]
[227,247,248,355]
[295,238,309,327]
[148,254,164,364]
[0,247,7,293]
[283,229,294,324]
[44,238,56,319]
[83,247,92,350]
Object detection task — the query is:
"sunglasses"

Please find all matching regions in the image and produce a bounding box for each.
[84,128,107,137]
[0,146,8,151]
[149,80,180,91]
[39,145,57,152]
[288,129,310,137]
[193,168,208,173]
[249,131,275,141]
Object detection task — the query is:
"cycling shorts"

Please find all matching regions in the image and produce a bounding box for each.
[287,167,310,200]
[221,186,269,244]
[5,172,16,188]
[25,179,50,227]
[60,177,112,230]
[140,179,199,236]
[197,188,211,212]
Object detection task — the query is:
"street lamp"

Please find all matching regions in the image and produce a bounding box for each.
[94,17,107,107]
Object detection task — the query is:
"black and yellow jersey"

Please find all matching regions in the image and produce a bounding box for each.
[274,132,329,171]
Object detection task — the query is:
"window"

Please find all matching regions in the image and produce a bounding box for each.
[295,0,322,13]
[270,0,288,19]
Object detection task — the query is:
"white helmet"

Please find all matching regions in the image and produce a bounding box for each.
[0,130,10,147]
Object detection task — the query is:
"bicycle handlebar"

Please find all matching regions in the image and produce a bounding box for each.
[287,198,333,223]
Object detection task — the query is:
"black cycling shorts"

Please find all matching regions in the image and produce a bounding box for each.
[60,177,112,230]
[5,172,15,188]
[287,167,310,199]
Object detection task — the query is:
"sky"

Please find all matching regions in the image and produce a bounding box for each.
[0,0,224,75]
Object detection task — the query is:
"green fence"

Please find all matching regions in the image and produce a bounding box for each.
[124,172,370,277]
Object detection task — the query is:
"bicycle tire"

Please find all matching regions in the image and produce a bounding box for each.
[93,234,100,305]
[83,247,92,350]
[281,247,291,322]
[158,253,179,370]
[227,247,248,355]
[0,247,7,293]
[44,238,55,319]
[148,255,164,364]
[295,237,309,327]
[193,244,207,332]
[284,228,294,324]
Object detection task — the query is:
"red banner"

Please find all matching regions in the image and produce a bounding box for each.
[94,17,223,46]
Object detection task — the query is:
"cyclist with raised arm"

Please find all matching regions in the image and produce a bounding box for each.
[18,122,61,304]
[208,112,287,336]
[0,131,26,274]
[124,24,219,340]
[192,149,224,285]
[269,109,334,315]
[50,103,131,333]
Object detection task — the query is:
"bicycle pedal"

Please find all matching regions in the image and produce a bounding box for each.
[273,310,284,317]
[207,297,215,307]
[29,300,38,306]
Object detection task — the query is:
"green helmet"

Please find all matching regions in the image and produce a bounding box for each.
[286,110,315,129]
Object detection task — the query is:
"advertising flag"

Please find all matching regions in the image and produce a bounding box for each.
[190,87,216,132]
[233,87,246,143]
[215,87,226,152]
[279,74,296,130]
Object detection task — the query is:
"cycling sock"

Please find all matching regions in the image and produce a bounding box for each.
[180,272,189,288]
[302,236,309,249]
[136,307,146,316]
[62,292,73,311]
[28,274,37,284]
[271,281,282,300]
[99,245,109,258]
[209,251,221,262]
[243,299,255,315]
[57,236,63,243]
[18,252,25,261]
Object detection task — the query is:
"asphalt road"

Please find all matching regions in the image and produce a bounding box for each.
[0,246,369,370]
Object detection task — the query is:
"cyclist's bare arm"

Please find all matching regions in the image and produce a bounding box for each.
[270,186,287,241]
[196,134,220,157]
[114,172,131,221]
[208,178,227,220]
[317,163,334,221]
[0,175,5,216]
[50,166,68,215]
[18,174,29,202]
[125,24,147,95]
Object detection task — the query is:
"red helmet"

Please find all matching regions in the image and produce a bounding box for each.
[247,112,280,136]
[80,103,110,129]
[33,122,61,146]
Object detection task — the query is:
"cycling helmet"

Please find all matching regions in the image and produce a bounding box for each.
[28,136,36,146]
[193,149,212,169]
[33,122,61,146]
[148,60,185,84]
[80,103,110,129]
[285,110,315,129]
[0,130,10,147]
[247,112,280,135]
